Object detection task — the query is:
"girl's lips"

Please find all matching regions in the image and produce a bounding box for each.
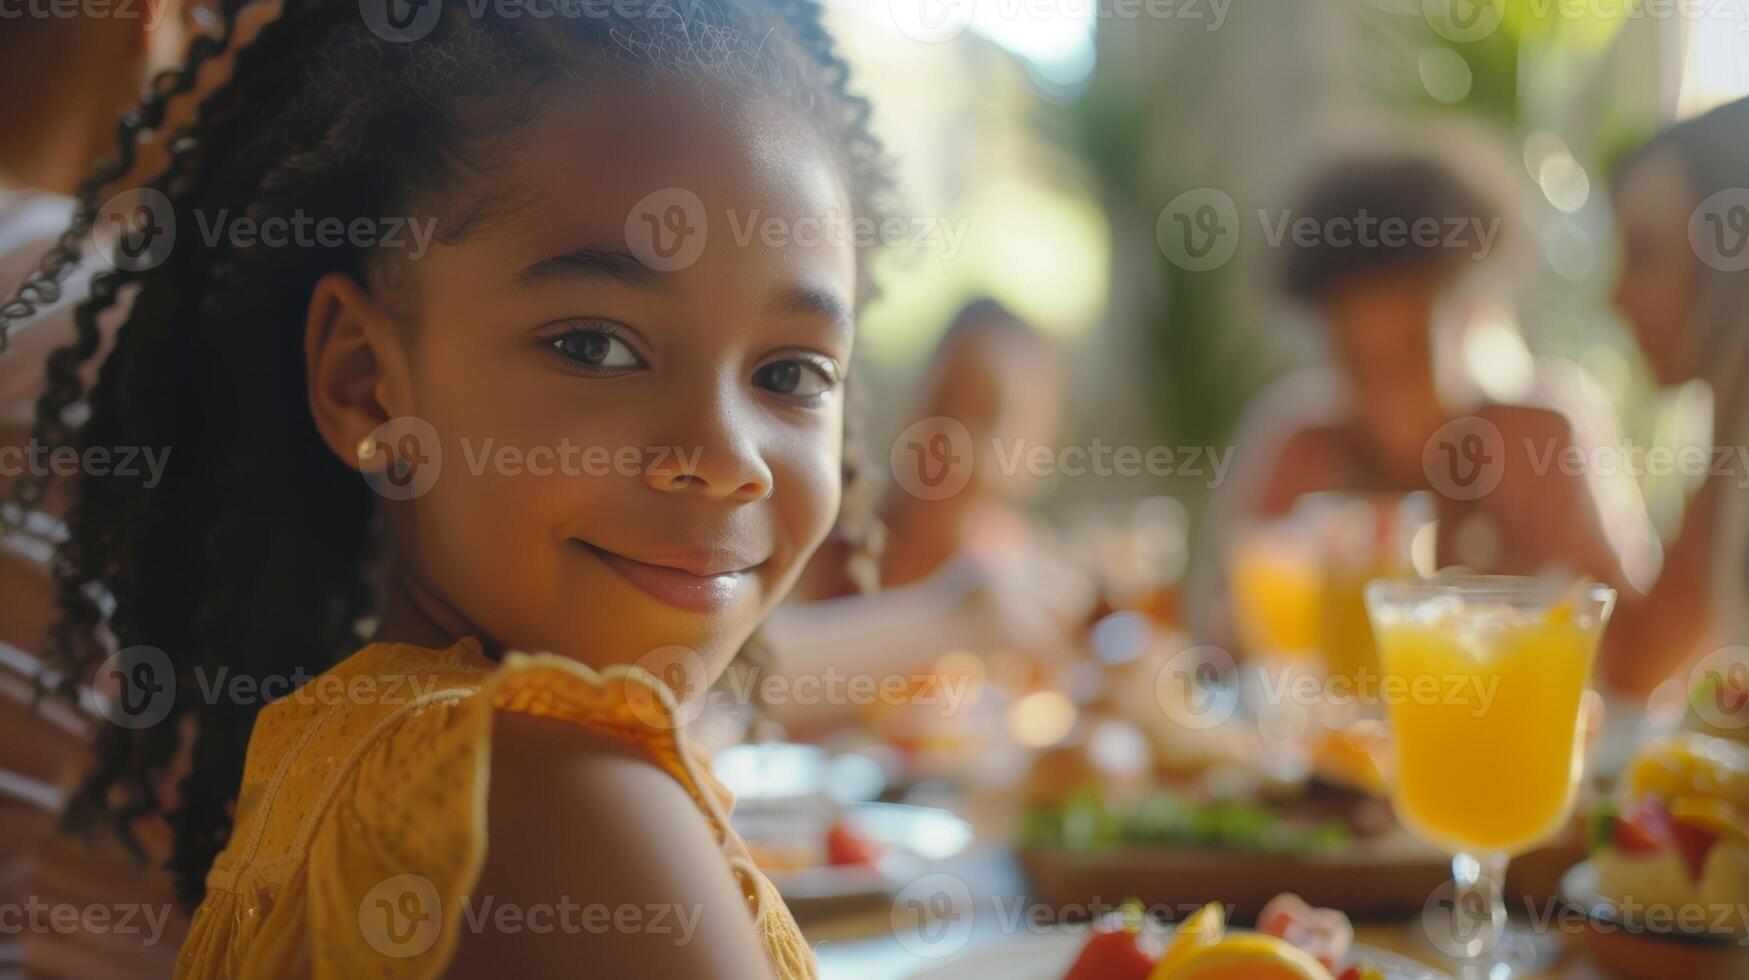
[576,541,758,614]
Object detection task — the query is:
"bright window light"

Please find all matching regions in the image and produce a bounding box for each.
[966,2,1098,91]
[1676,6,1749,116]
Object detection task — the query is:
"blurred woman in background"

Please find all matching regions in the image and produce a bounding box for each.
[1607,95,1749,692]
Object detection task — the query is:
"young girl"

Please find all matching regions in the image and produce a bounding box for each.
[0,1,889,976]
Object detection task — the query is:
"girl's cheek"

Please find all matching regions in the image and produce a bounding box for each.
[780,432,844,555]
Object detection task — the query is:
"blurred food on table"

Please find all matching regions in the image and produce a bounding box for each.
[1058,894,1430,980]
[1587,731,1749,931]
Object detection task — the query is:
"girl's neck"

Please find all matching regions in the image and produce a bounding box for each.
[371,566,494,658]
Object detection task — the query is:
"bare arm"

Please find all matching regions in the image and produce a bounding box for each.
[1434,405,1628,587]
[1596,476,1724,695]
[444,709,777,979]
[1431,405,1709,693]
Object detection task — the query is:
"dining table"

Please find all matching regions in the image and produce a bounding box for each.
[804,845,1625,980]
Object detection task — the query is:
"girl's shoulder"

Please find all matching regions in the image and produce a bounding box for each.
[177,640,811,979]
[238,638,713,810]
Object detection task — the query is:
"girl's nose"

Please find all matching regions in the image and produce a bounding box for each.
[643,397,773,502]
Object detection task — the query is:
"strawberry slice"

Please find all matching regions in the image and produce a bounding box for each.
[824,821,883,867]
[1668,817,1721,881]
[1064,930,1157,980]
[1611,813,1661,854]
[1620,799,1719,880]
[1064,905,1159,980]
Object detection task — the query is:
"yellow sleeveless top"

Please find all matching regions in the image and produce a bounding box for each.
[173,638,816,979]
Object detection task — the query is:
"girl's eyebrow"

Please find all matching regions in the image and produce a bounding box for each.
[512,247,851,336]
[772,285,852,335]
[513,248,665,289]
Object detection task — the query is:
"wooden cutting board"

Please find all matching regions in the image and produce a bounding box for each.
[1019,824,1586,923]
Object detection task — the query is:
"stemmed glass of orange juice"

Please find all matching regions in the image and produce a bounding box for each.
[1365,575,1615,976]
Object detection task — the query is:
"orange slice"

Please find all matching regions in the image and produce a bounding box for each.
[1150,902,1225,977]
[1153,933,1335,980]
[1625,732,1749,813]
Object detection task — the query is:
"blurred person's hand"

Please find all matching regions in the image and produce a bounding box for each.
[1437,403,1624,585]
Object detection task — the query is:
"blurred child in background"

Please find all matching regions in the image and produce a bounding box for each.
[796,298,1066,598]
[770,298,1086,736]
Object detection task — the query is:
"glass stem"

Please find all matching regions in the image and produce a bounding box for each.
[1450,851,1508,974]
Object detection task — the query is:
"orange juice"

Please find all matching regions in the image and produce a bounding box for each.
[1375,615,1602,855]
[1320,565,1383,704]
[1229,531,1321,659]
[1302,492,1429,703]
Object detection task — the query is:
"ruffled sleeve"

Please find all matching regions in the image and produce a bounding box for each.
[299,683,482,978]
[200,650,815,980]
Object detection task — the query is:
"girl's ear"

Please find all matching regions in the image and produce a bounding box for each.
[305,271,411,473]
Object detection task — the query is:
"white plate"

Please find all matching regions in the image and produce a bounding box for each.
[741,802,976,906]
[1560,859,1747,943]
[714,743,888,805]
[902,927,1448,979]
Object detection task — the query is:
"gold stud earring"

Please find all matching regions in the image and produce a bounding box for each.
[357,436,379,462]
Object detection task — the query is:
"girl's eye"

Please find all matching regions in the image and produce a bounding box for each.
[754,358,838,401]
[547,328,643,371]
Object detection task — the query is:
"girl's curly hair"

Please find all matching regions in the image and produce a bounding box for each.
[0,0,890,909]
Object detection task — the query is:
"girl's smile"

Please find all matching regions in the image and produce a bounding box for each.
[571,539,767,614]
